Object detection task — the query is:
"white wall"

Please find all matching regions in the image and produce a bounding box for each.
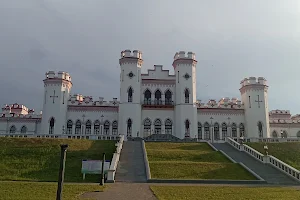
[0,119,40,135]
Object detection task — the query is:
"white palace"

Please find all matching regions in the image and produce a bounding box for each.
[1,50,300,141]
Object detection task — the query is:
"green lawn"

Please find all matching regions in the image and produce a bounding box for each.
[150,185,300,200]
[0,181,104,200]
[0,137,116,182]
[146,142,255,180]
[247,142,300,170]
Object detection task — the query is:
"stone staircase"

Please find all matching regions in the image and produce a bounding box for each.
[115,141,147,183]
[212,143,299,185]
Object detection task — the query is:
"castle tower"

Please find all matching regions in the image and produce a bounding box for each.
[118,50,142,139]
[40,71,72,135]
[173,51,198,139]
[240,77,270,138]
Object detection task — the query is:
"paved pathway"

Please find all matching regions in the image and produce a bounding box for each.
[115,141,147,183]
[212,143,299,185]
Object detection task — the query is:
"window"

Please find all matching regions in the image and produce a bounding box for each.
[222,123,227,140]
[165,90,172,105]
[112,121,118,135]
[154,119,162,134]
[297,131,300,138]
[75,120,81,134]
[154,90,162,105]
[9,125,16,134]
[185,89,189,103]
[204,122,210,140]
[144,89,151,105]
[272,131,278,138]
[85,120,91,134]
[258,121,263,138]
[94,120,100,134]
[214,123,220,140]
[232,123,237,137]
[185,120,190,137]
[104,121,110,135]
[239,123,245,137]
[198,122,202,139]
[49,117,55,134]
[282,130,288,138]
[144,118,151,136]
[127,119,132,137]
[128,87,133,102]
[165,119,172,135]
[67,120,73,134]
[21,126,27,134]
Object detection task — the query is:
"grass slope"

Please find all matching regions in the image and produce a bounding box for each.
[151,186,300,200]
[146,142,255,180]
[0,181,104,200]
[247,142,300,170]
[0,137,116,182]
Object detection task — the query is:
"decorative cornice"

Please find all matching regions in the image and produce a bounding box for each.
[119,57,143,66]
[142,79,176,85]
[198,108,244,115]
[68,105,118,112]
[142,107,174,110]
[172,59,197,69]
[0,117,41,122]
[239,84,268,94]
[43,78,72,86]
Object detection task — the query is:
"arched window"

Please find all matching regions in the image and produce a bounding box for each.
[214,123,220,140]
[128,87,133,102]
[232,123,237,137]
[184,89,189,103]
[94,120,100,134]
[112,121,118,135]
[185,119,190,137]
[272,130,278,138]
[144,118,151,137]
[144,89,151,105]
[258,121,263,138]
[154,90,162,105]
[297,131,300,138]
[282,130,288,138]
[198,122,202,139]
[75,120,81,134]
[127,119,132,137]
[239,123,245,137]
[165,90,172,105]
[104,121,110,135]
[49,117,55,134]
[9,125,16,134]
[85,120,91,134]
[154,119,162,134]
[21,126,27,134]
[204,122,210,140]
[67,120,73,134]
[165,119,172,134]
[222,123,227,140]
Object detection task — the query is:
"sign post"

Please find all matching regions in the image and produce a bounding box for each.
[56,144,68,200]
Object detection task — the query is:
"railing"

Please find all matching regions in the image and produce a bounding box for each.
[142,100,174,106]
[242,144,265,162]
[246,137,300,143]
[107,135,124,182]
[226,137,241,150]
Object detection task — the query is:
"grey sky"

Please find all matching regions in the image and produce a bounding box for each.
[0,0,300,113]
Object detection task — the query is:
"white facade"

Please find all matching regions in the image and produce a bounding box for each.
[1,49,300,140]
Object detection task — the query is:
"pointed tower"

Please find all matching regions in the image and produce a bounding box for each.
[118,50,142,139]
[40,71,72,135]
[240,77,270,138]
[173,51,198,139]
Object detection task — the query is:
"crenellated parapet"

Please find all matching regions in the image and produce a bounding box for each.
[196,97,244,109]
[43,71,72,88]
[68,94,119,106]
[119,49,143,66]
[0,103,42,119]
[172,51,197,69]
[240,77,268,94]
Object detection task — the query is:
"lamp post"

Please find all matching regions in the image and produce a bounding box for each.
[240,136,244,145]
[280,130,283,138]
[100,115,104,135]
[263,143,268,155]
[56,144,68,200]
[227,117,231,137]
[81,114,85,135]
[210,117,214,143]
[62,126,65,135]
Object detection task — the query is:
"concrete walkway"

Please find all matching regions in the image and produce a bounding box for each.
[115,141,147,183]
[212,143,299,185]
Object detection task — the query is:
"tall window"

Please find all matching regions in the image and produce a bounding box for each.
[272,131,278,138]
[127,119,132,137]
[85,120,91,134]
[204,122,210,140]
[165,90,172,105]
[67,120,73,134]
[239,123,245,137]
[198,122,202,139]
[258,121,263,138]
[75,120,81,134]
[282,130,288,138]
[104,121,110,135]
[144,118,151,137]
[21,126,27,134]
[49,117,55,134]
[165,119,172,134]
[154,90,162,105]
[10,125,16,134]
[185,120,190,137]
[297,131,300,138]
[222,123,227,140]
[232,123,237,137]
[184,89,189,103]
[94,120,100,134]
[154,119,162,134]
[128,87,133,102]
[144,89,151,105]
[112,121,118,135]
[214,123,220,140]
